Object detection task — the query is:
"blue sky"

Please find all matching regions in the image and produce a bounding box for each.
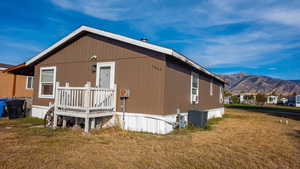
[1,0,300,80]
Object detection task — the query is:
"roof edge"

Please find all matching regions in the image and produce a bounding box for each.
[25,25,224,83]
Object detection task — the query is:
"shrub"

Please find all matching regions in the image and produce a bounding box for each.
[256,93,267,106]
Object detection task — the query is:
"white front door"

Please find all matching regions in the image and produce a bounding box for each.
[96,62,115,89]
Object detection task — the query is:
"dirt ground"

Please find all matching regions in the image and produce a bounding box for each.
[0,107,299,169]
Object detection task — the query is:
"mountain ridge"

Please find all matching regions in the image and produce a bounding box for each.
[219,73,300,95]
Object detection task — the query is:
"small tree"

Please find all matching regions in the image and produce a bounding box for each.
[256,93,267,106]
[231,95,240,104]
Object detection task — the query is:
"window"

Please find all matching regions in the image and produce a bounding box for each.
[26,76,33,89]
[39,67,56,98]
[210,79,213,96]
[191,72,199,104]
[219,86,224,103]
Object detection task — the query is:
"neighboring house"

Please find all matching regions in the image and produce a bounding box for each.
[0,63,33,98]
[287,95,300,107]
[224,96,232,104]
[278,97,288,105]
[239,93,256,104]
[296,95,300,107]
[7,26,225,134]
[267,96,278,104]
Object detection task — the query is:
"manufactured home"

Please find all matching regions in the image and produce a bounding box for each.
[0,63,33,98]
[287,95,300,107]
[267,96,278,104]
[8,26,225,134]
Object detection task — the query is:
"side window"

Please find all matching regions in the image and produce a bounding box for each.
[210,79,213,96]
[39,67,56,98]
[191,72,199,104]
[26,76,34,89]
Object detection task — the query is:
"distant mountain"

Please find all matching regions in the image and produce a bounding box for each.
[219,73,300,95]
[290,80,300,85]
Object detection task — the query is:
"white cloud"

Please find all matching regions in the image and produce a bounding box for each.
[50,0,139,21]
[268,67,277,70]
[0,41,41,52]
[261,8,300,27]
[49,0,300,68]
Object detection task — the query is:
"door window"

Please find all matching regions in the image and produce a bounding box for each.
[96,62,115,89]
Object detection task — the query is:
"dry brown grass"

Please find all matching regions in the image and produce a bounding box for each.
[0,108,299,169]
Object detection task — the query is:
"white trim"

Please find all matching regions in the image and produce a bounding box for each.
[96,61,115,89]
[25,76,34,90]
[39,66,56,99]
[0,68,7,71]
[25,26,224,83]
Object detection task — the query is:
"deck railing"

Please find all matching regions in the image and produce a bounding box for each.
[54,82,117,113]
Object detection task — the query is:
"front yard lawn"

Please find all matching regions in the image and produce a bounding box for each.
[0,107,299,169]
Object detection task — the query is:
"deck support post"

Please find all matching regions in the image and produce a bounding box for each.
[53,113,58,129]
[91,118,95,130]
[84,82,91,133]
[62,116,67,128]
[53,82,60,130]
[74,117,79,127]
[84,117,89,133]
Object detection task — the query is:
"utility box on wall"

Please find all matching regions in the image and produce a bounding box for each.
[120,88,130,98]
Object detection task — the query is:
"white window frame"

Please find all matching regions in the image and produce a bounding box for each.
[26,76,34,90]
[210,79,213,96]
[191,71,199,104]
[96,62,115,89]
[39,66,56,99]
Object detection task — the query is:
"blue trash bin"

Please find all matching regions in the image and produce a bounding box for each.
[0,98,8,117]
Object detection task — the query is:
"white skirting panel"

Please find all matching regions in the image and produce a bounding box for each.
[31,104,224,134]
[206,107,225,119]
[105,107,224,134]
[105,112,180,134]
[31,105,49,119]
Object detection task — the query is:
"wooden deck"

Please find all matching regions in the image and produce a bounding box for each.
[53,82,117,132]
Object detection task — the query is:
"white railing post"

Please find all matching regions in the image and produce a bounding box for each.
[65,82,70,109]
[84,82,91,110]
[55,82,60,108]
[113,84,117,111]
[53,82,60,129]
[84,81,91,133]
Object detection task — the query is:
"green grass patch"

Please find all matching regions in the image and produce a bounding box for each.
[225,104,300,113]
[16,117,44,126]
[19,127,69,137]
[172,114,231,134]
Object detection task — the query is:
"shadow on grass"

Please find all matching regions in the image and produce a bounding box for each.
[226,104,300,121]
